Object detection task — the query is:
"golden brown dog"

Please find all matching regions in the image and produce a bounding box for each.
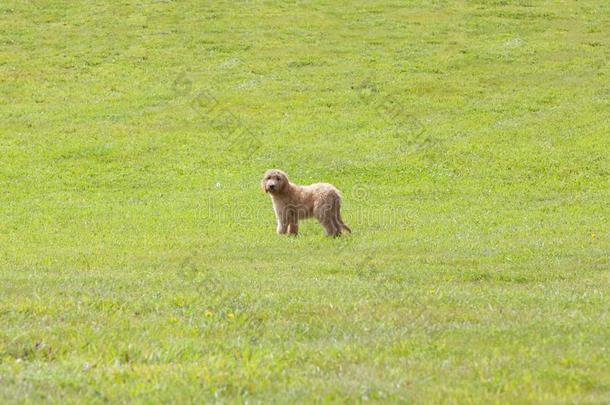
[261,169,351,236]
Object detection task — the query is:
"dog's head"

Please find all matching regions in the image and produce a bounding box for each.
[261,169,289,194]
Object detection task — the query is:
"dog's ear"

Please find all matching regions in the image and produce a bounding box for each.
[261,177,267,193]
[279,173,288,191]
[272,171,287,192]
[277,170,288,182]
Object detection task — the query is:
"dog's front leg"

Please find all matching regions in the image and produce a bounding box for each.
[287,222,299,236]
[276,221,288,234]
[273,201,288,234]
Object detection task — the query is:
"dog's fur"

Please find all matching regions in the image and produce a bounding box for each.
[261,169,351,236]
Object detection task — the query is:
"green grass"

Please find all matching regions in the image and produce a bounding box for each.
[1,0,609,402]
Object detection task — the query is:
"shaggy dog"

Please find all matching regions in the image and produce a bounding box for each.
[261,169,351,236]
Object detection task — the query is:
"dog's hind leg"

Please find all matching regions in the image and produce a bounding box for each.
[330,213,343,237]
[337,213,351,233]
[332,197,351,234]
[321,218,341,237]
[329,194,351,235]
[315,199,342,237]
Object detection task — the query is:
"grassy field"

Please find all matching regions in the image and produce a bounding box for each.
[1,0,609,403]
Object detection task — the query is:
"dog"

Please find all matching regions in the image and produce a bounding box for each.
[261,169,351,236]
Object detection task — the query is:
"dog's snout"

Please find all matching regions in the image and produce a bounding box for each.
[264,180,278,193]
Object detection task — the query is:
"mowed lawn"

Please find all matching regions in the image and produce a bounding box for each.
[1,0,609,403]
